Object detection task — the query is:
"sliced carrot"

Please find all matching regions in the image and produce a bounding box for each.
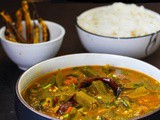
[65,107,73,114]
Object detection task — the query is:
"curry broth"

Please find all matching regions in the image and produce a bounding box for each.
[22,65,160,120]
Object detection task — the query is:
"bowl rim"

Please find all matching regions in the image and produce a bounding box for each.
[76,5,160,39]
[0,20,65,46]
[16,53,160,120]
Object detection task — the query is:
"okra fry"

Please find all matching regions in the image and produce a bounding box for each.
[0,11,12,23]
[38,18,50,42]
[5,28,17,42]
[22,0,33,43]
[30,1,40,43]
[1,11,16,42]
[0,11,26,43]
[7,22,26,43]
[1,1,49,44]
[15,8,23,35]
[31,2,40,43]
[33,22,40,43]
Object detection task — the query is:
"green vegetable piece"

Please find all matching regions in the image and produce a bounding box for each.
[56,70,64,87]
[71,110,83,120]
[66,74,79,78]
[39,88,52,100]
[80,69,94,77]
[42,74,56,89]
[69,83,77,91]
[63,114,69,119]
[50,75,56,86]
[90,81,108,95]
[101,65,113,75]
[127,87,149,98]
[69,107,77,115]
[121,99,130,109]
[80,66,99,77]
[43,84,51,89]
[60,94,70,102]
[75,91,99,109]
[98,94,114,103]
[142,80,160,91]
[68,107,78,119]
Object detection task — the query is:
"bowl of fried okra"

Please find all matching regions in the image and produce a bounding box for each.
[0,1,65,70]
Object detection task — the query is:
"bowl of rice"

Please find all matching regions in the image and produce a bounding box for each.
[76,2,160,59]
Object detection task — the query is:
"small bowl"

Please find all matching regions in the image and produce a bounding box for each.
[0,20,65,70]
[15,53,160,120]
[76,4,160,59]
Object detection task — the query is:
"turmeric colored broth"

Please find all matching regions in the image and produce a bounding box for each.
[22,65,160,120]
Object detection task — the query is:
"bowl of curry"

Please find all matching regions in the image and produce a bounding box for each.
[15,53,160,120]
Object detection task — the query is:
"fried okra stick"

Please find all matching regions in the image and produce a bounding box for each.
[33,22,40,43]
[0,11,26,43]
[1,11,13,23]
[5,28,17,42]
[0,11,16,42]
[15,8,23,35]
[22,0,33,43]
[38,18,50,42]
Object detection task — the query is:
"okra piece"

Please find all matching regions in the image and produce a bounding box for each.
[80,67,100,77]
[0,11,26,43]
[42,74,56,89]
[75,91,99,109]
[5,28,17,42]
[22,0,33,43]
[55,70,64,87]
[15,8,23,35]
[1,11,12,23]
[38,18,50,42]
[33,22,40,43]
[89,81,108,94]
[71,110,83,120]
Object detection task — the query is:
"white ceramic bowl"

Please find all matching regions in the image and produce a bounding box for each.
[0,20,65,70]
[76,6,160,59]
[16,53,160,120]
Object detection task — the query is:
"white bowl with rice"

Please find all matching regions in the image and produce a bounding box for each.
[76,3,160,59]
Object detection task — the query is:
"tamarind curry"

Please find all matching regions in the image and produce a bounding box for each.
[22,65,160,120]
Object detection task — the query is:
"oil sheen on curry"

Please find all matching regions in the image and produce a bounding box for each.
[22,65,160,120]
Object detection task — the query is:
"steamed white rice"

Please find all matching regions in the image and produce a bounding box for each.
[77,3,160,37]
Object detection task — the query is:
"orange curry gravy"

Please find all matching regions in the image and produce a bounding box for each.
[22,65,160,120]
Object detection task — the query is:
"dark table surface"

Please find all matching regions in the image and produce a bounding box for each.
[0,1,160,120]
